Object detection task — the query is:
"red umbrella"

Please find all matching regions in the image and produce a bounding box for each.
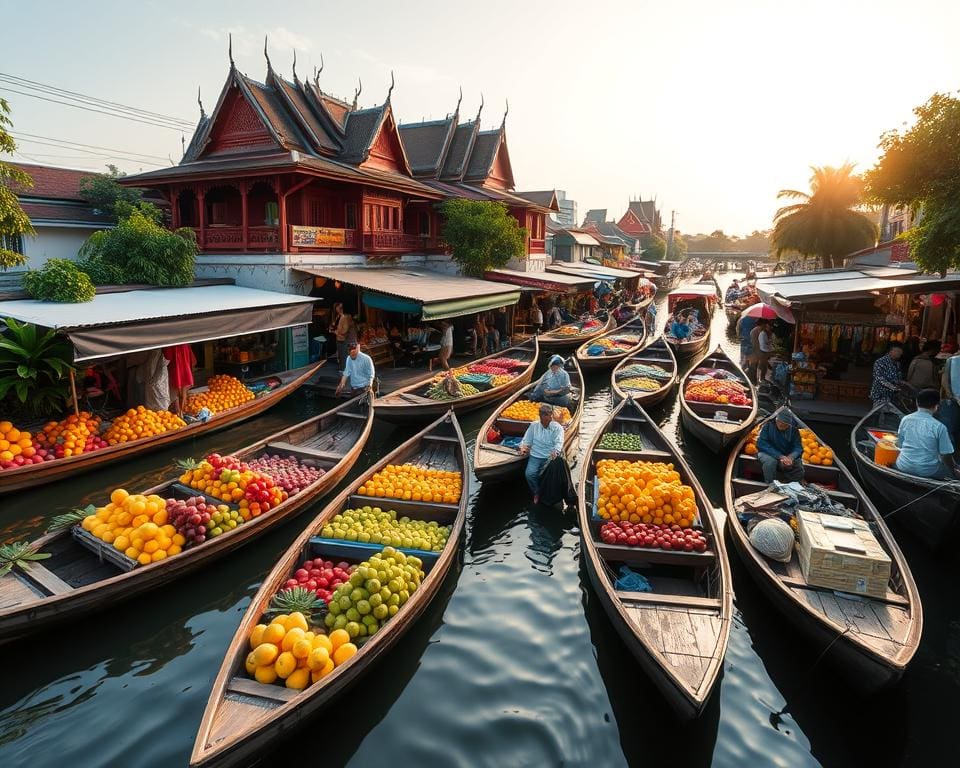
[741,302,793,323]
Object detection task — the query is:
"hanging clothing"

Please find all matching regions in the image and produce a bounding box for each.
[136,349,170,411]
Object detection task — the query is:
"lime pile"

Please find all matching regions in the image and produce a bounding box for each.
[320,506,450,552]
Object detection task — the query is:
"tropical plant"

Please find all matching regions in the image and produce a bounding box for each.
[439,199,527,277]
[641,233,667,260]
[23,258,96,302]
[0,98,34,270]
[0,541,51,577]
[78,164,153,223]
[0,317,74,415]
[864,92,960,275]
[772,164,877,269]
[267,586,327,625]
[78,209,197,286]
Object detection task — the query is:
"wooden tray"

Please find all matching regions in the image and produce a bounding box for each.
[71,525,138,572]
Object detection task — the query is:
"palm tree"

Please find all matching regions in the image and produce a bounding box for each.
[772,163,877,269]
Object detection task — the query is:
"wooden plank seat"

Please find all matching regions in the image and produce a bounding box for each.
[19,562,74,596]
[265,442,344,461]
[226,676,297,704]
[779,575,909,608]
[422,434,460,443]
[595,541,716,567]
[593,448,674,461]
[616,591,722,610]
[337,412,368,420]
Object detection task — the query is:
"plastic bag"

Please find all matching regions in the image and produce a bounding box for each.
[749,518,795,563]
[615,565,652,593]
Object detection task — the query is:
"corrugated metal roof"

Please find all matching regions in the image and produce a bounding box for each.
[0,285,314,330]
[549,261,638,279]
[295,266,519,304]
[486,268,596,292]
[757,268,960,305]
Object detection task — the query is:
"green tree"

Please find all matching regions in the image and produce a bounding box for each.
[23,259,95,302]
[0,318,74,417]
[439,199,526,277]
[772,164,877,269]
[686,230,735,253]
[0,98,34,270]
[78,210,197,287]
[865,93,960,275]
[736,229,772,253]
[641,233,666,260]
[78,165,160,223]
[667,231,687,260]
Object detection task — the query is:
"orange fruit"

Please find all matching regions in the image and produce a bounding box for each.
[333,642,358,666]
[252,643,279,666]
[328,628,350,651]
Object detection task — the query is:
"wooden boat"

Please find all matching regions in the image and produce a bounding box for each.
[663,322,710,362]
[610,337,678,407]
[852,402,960,551]
[537,313,615,352]
[679,346,758,453]
[190,411,467,767]
[578,397,732,718]
[0,394,373,644]
[0,363,323,496]
[473,355,584,482]
[724,407,922,689]
[663,286,715,362]
[374,338,538,424]
[575,316,647,372]
[697,274,723,303]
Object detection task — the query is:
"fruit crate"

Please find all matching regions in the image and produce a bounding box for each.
[308,537,441,570]
[589,474,702,528]
[71,525,138,572]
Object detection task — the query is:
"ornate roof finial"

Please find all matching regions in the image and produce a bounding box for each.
[501,98,509,129]
[292,50,298,82]
[263,35,272,71]
[386,70,395,103]
[228,33,235,68]
[454,86,463,116]
[475,93,484,123]
[352,77,362,110]
[197,86,206,119]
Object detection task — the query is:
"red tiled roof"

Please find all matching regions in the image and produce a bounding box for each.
[9,163,97,201]
[20,201,112,225]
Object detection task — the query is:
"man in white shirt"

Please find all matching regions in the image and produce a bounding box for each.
[335,342,375,397]
[435,320,454,371]
[519,403,564,499]
[756,320,773,382]
[531,303,544,334]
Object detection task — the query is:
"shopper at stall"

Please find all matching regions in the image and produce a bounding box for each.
[906,341,941,391]
[329,303,344,362]
[495,306,509,347]
[335,342,375,397]
[530,354,573,408]
[747,320,771,383]
[870,343,905,406]
[895,388,957,479]
[530,302,544,335]
[163,343,196,416]
[334,306,358,367]
[136,348,170,412]
[437,320,454,371]
[485,313,500,352]
[546,304,563,331]
[518,402,565,498]
[757,411,804,483]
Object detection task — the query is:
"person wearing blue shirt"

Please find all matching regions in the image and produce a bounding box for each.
[519,403,565,497]
[530,355,573,408]
[670,310,692,340]
[757,411,804,483]
[335,342,375,396]
[895,388,958,479]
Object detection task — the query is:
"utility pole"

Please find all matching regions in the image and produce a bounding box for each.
[666,210,676,258]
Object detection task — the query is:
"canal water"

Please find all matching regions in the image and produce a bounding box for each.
[0,286,956,767]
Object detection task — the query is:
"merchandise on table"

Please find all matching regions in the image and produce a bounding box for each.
[684,377,752,406]
[0,421,51,468]
[280,558,356,604]
[80,488,184,565]
[595,458,699,527]
[102,407,186,444]
[178,452,286,517]
[320,506,451,552]
[599,520,708,552]
[501,399,572,423]
[185,375,255,415]
[617,376,661,392]
[32,412,108,458]
[357,463,462,503]
[616,363,671,380]
[597,432,644,451]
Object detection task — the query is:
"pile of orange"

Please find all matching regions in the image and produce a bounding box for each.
[595,458,698,527]
[800,428,833,465]
[246,615,357,689]
[357,463,462,504]
[185,375,254,415]
[34,412,102,455]
[503,399,572,423]
[102,406,186,444]
[0,420,36,461]
[744,426,760,455]
[81,488,185,565]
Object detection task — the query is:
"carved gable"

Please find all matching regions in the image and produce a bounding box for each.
[360,112,409,174]
[206,87,277,155]
[485,137,515,190]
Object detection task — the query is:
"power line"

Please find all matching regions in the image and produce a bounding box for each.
[11,137,165,167]
[0,72,194,126]
[11,131,170,162]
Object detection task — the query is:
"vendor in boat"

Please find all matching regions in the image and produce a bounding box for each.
[518,402,565,498]
[670,310,693,340]
[757,411,805,483]
[725,280,742,303]
[531,354,573,408]
[870,343,905,406]
[895,388,959,480]
[335,342,375,397]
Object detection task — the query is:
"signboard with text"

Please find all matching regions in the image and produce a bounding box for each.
[291,225,347,248]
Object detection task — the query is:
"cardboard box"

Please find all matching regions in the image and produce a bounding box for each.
[797,511,891,598]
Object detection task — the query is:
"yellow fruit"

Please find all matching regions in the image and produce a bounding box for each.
[312,634,333,653]
[308,646,330,671]
[250,624,268,649]
[252,643,279,666]
[281,627,305,652]
[151,549,167,562]
[329,628,350,651]
[274,651,297,679]
[311,657,336,683]
[245,651,257,675]
[272,614,290,630]
[254,665,278,685]
[286,611,308,632]
[137,552,152,566]
[333,642,358,666]
[292,638,313,660]
[285,667,310,690]
[111,488,129,505]
[262,622,286,646]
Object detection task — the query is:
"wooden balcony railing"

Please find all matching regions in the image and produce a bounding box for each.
[363,231,426,251]
[529,238,546,254]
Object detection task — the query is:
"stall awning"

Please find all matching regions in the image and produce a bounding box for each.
[547,262,640,280]
[758,268,960,306]
[296,267,520,321]
[0,285,315,362]
[484,268,596,293]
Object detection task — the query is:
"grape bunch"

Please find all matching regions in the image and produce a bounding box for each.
[166,496,226,548]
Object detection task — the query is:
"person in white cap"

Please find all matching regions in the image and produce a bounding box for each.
[530,355,572,408]
[519,402,564,498]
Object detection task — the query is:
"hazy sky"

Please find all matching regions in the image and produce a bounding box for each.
[4,0,958,235]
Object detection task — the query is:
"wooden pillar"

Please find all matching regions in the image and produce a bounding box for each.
[278,176,288,253]
[68,369,80,417]
[197,188,206,249]
[170,188,180,229]
[358,190,366,254]
[240,181,249,252]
